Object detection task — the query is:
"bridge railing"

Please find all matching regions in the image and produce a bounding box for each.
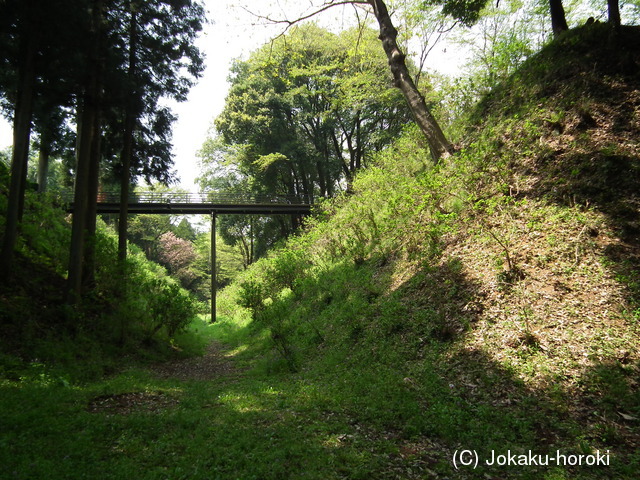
[60,191,313,205]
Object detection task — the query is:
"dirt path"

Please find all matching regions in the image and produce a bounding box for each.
[150,341,240,382]
[87,342,239,415]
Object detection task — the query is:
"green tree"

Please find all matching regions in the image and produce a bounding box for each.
[173,217,197,242]
[127,214,174,260]
[213,24,411,197]
[0,0,84,277]
[196,155,284,268]
[451,0,542,104]
[192,230,244,302]
[0,0,204,297]
[201,24,414,260]
[424,0,568,37]
[255,0,455,161]
[66,0,205,300]
[66,0,106,299]
[114,0,205,265]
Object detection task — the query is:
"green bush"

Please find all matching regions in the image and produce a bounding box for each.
[93,227,199,344]
[147,279,197,339]
[238,277,267,320]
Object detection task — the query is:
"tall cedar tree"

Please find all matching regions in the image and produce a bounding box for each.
[118,0,139,265]
[69,0,204,300]
[67,0,105,300]
[0,0,86,277]
[0,1,43,276]
[116,0,205,265]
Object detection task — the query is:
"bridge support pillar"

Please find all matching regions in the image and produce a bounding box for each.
[211,213,217,323]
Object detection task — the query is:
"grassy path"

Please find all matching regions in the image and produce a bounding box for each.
[0,332,431,480]
[1,320,634,480]
[150,341,241,382]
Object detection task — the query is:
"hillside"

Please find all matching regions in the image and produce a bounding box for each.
[214,23,640,478]
[0,169,202,381]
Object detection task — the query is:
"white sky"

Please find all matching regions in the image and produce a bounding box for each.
[0,0,462,190]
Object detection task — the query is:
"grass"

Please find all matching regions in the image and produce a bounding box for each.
[1,312,635,479]
[0,319,400,480]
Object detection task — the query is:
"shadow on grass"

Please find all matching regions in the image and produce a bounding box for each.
[1,285,638,480]
[194,253,638,478]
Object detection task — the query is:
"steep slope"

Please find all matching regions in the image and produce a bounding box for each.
[0,168,201,381]
[217,23,640,479]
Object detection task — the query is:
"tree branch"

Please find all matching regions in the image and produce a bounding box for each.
[240,1,369,34]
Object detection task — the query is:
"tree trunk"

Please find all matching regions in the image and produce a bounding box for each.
[67,0,103,302]
[331,130,353,190]
[316,158,327,197]
[37,139,51,193]
[118,3,138,265]
[368,0,453,162]
[250,217,254,266]
[607,0,621,29]
[355,112,362,170]
[549,0,569,37]
[68,107,94,301]
[239,234,250,269]
[0,32,36,277]
[81,103,102,290]
[118,124,133,264]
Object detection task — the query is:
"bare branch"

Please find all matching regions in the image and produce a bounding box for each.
[351,3,374,54]
[240,1,369,33]
[415,19,459,87]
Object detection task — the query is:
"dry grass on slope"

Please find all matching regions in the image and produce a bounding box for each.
[422,24,640,455]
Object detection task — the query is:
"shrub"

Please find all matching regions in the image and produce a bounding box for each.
[238,277,267,320]
[147,279,197,339]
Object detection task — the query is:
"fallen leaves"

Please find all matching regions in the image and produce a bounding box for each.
[150,341,240,382]
[87,391,179,415]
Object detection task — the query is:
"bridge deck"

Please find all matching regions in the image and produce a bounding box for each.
[64,192,312,215]
[90,202,311,215]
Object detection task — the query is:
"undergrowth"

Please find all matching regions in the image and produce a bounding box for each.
[0,164,201,383]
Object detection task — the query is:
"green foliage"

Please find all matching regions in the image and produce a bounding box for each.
[424,0,490,26]
[2,15,640,480]
[173,217,196,241]
[433,0,548,136]
[0,174,200,380]
[0,147,10,167]
[147,279,197,338]
[258,289,300,372]
[127,213,173,259]
[93,225,200,346]
[192,230,243,294]
[265,246,310,291]
[238,277,267,319]
[198,23,413,262]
